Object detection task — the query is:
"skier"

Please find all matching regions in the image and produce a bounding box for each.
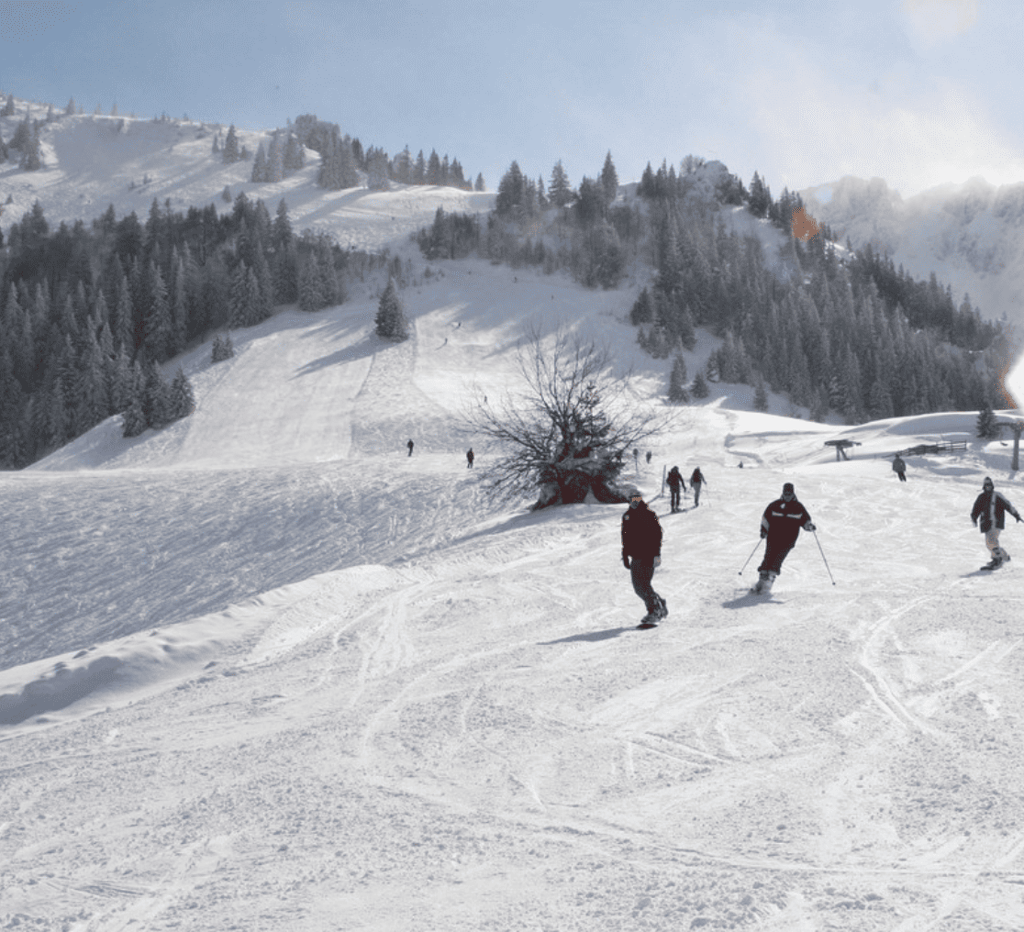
[753,482,815,594]
[690,467,707,506]
[971,477,1021,570]
[466,447,474,468]
[892,454,907,482]
[621,488,668,627]
[407,439,414,457]
[666,465,686,513]
[646,451,652,465]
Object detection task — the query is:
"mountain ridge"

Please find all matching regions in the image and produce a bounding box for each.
[802,173,1024,328]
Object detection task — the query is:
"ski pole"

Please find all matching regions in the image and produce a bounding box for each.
[813,529,835,585]
[738,539,762,576]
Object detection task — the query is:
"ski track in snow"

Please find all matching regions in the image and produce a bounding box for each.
[3,109,1024,928]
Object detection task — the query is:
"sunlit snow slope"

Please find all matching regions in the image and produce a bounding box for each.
[3,106,1024,931]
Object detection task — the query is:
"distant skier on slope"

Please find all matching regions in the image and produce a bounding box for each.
[466,447,474,468]
[666,466,686,513]
[753,482,815,594]
[621,488,668,627]
[407,439,414,457]
[892,454,907,482]
[971,476,1021,570]
[690,467,707,506]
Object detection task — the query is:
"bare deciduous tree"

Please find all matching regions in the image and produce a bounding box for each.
[464,326,672,509]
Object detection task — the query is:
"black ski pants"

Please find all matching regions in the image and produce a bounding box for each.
[670,487,681,511]
[758,538,794,576]
[630,558,663,614]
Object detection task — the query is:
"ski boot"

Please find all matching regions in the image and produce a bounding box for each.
[657,595,669,619]
[751,571,768,594]
[637,612,659,629]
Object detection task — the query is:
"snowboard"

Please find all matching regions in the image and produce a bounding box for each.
[636,621,659,629]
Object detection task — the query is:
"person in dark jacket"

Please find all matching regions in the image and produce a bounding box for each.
[754,482,815,593]
[407,439,414,456]
[690,467,707,506]
[971,476,1021,569]
[892,454,907,482]
[666,466,686,513]
[466,447,474,468]
[621,488,668,625]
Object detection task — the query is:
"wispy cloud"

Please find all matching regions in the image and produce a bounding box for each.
[900,0,979,49]
[735,14,1024,195]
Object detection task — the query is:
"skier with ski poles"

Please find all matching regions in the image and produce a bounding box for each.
[752,482,815,594]
[621,488,668,627]
[666,466,686,513]
[971,476,1022,570]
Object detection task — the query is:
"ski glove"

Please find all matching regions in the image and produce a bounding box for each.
[654,556,661,568]
[623,555,631,570]
[760,529,767,539]
[804,522,816,532]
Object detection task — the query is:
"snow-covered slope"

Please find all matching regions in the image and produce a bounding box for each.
[3,98,1024,930]
[4,235,1024,928]
[802,174,1024,328]
[0,102,494,252]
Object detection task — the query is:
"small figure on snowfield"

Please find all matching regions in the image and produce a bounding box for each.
[892,454,907,482]
[754,482,815,594]
[407,439,414,457]
[466,447,474,468]
[666,466,686,513]
[971,477,1021,570]
[621,489,668,626]
[690,467,707,506]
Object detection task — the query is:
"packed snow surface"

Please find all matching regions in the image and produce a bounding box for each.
[3,108,1024,930]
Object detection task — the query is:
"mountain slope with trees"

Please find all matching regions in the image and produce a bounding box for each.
[443,153,1014,425]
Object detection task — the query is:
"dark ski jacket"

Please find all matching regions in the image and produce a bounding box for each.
[622,502,663,562]
[690,469,706,486]
[971,490,1021,533]
[667,467,685,491]
[760,497,813,549]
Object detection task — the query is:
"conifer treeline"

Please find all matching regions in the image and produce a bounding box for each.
[0,195,386,468]
[288,114,484,192]
[421,153,1011,422]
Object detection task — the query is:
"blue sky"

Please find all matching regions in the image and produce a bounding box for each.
[1,0,1022,197]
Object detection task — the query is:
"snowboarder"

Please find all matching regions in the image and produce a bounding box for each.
[466,447,474,468]
[971,476,1021,570]
[666,466,686,513]
[621,488,668,627]
[690,467,707,506]
[893,454,907,482]
[407,439,414,457]
[753,482,815,594]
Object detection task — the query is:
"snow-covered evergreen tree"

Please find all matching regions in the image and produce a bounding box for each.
[222,125,240,163]
[977,405,1000,439]
[375,278,409,342]
[668,355,690,404]
[600,152,618,205]
[168,367,195,420]
[251,142,268,182]
[297,252,325,312]
[211,332,235,363]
